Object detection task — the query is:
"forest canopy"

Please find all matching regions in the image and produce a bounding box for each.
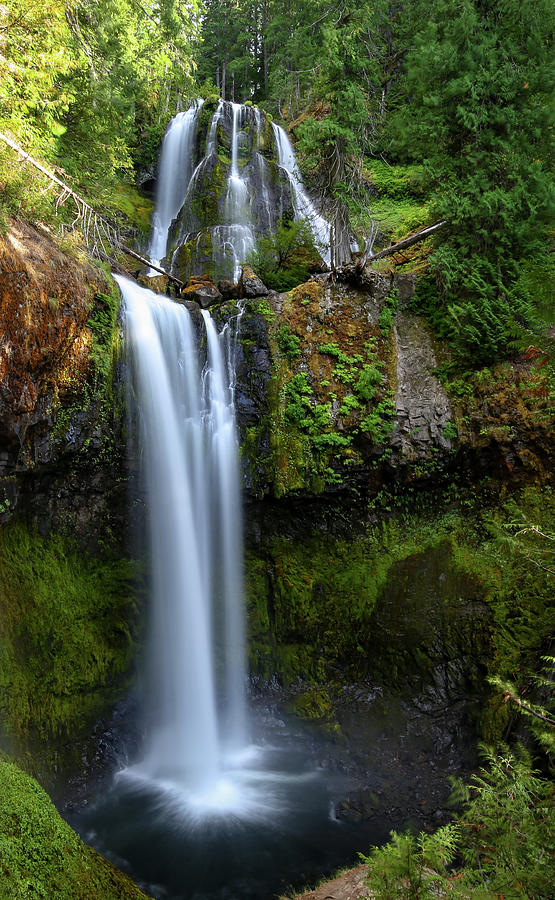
[0,0,553,363]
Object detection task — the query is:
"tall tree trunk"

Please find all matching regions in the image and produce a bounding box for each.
[330,138,351,267]
[263,1,269,99]
[334,202,351,268]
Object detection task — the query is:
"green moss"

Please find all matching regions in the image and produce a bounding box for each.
[0,759,151,899]
[87,279,122,396]
[358,161,430,244]
[0,524,139,751]
[108,184,153,236]
[285,688,334,721]
[244,485,553,727]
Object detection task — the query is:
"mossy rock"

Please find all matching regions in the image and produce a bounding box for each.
[0,523,139,769]
[285,688,334,721]
[0,759,152,899]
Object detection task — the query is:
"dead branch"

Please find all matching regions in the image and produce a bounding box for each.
[360,220,447,266]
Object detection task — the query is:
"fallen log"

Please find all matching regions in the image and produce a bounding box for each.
[358,220,447,267]
[112,243,184,287]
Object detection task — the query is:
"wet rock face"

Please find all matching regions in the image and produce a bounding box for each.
[179,276,223,308]
[228,271,551,499]
[0,220,99,445]
[392,312,453,457]
[238,265,269,297]
[165,101,295,283]
[226,274,459,498]
[0,218,125,547]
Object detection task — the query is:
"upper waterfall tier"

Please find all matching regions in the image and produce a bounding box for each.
[149,99,330,282]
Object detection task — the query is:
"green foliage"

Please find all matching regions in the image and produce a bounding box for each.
[378,289,398,336]
[276,324,301,361]
[317,339,394,443]
[443,422,458,441]
[365,161,426,201]
[456,746,554,898]
[354,364,382,401]
[359,398,395,444]
[363,826,459,899]
[0,759,151,899]
[362,746,554,899]
[0,2,199,223]
[247,217,319,290]
[0,523,138,744]
[362,161,430,243]
[318,343,364,385]
[390,0,555,363]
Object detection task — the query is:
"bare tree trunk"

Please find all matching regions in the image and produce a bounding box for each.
[222,60,227,101]
[263,0,269,98]
[334,203,351,268]
[329,138,351,267]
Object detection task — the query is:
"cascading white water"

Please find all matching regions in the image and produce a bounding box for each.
[117,273,250,809]
[146,98,330,281]
[272,123,331,266]
[202,310,247,749]
[206,98,224,156]
[148,99,204,268]
[222,102,255,279]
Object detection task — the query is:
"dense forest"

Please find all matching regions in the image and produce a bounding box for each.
[1,1,553,361]
[0,2,554,899]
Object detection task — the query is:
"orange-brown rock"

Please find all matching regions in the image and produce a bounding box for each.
[0,218,105,441]
[179,278,222,308]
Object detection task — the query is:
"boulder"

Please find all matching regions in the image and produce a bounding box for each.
[217,279,240,300]
[238,266,269,298]
[179,277,222,308]
[137,273,169,294]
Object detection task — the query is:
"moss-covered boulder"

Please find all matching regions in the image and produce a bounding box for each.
[0,758,152,899]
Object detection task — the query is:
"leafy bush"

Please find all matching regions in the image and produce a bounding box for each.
[247,218,319,290]
[277,324,301,361]
[363,745,555,899]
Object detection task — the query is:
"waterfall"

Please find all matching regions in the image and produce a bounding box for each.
[220,102,255,279]
[117,274,248,806]
[146,98,330,282]
[148,99,204,268]
[272,123,331,266]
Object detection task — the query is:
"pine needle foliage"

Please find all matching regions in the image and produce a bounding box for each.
[390,0,555,363]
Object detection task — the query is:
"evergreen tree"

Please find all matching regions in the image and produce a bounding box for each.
[0,1,200,195]
[390,0,555,362]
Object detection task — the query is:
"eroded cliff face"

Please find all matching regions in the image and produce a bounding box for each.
[212,272,552,742]
[0,218,551,783]
[0,217,126,539]
[223,271,552,499]
[0,218,138,780]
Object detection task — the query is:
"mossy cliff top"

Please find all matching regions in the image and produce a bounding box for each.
[0,758,152,899]
[229,274,552,499]
[0,217,108,430]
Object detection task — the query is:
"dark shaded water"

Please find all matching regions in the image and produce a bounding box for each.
[69,537,484,899]
[72,726,390,900]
